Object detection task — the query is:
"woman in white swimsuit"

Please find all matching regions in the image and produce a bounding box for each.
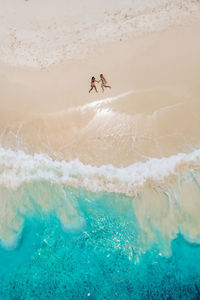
[98,74,111,92]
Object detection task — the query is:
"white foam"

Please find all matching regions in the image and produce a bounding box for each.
[0,145,199,194]
[1,145,200,251]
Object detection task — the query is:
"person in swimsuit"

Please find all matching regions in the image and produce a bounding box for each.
[98,74,111,92]
[89,76,98,93]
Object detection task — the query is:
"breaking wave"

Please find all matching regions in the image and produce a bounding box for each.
[1,145,200,255]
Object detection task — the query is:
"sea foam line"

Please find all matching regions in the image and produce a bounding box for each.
[42,90,135,117]
[68,90,135,113]
[0,146,200,194]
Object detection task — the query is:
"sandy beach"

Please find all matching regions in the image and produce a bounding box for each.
[0,15,200,167]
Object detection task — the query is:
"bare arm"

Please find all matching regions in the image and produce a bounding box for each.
[102,76,107,83]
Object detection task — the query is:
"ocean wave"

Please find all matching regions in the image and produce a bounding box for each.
[0,146,199,192]
[0,145,200,252]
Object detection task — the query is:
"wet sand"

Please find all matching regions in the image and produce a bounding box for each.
[0,17,200,166]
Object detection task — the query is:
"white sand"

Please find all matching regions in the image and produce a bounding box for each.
[0,1,200,166]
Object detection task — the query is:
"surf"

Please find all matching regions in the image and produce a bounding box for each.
[0,144,200,254]
[0,152,200,298]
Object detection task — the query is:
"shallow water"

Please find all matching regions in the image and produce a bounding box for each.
[0,73,200,300]
[1,89,200,166]
[0,144,200,298]
[0,185,200,299]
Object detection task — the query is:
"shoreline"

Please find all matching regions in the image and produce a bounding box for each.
[0,17,200,166]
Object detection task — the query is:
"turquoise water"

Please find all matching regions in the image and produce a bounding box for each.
[0,185,200,299]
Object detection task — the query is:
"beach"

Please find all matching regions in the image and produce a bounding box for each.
[1,16,200,167]
[0,0,200,298]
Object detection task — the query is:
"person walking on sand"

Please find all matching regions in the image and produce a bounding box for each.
[99,74,111,92]
[89,76,98,93]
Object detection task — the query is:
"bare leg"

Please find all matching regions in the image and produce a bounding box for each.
[104,85,111,89]
[94,86,98,93]
[101,85,104,92]
[89,87,93,93]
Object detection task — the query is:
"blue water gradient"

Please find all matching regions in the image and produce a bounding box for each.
[0,187,200,299]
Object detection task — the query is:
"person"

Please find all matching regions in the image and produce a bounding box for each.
[89,76,98,93]
[98,74,111,92]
